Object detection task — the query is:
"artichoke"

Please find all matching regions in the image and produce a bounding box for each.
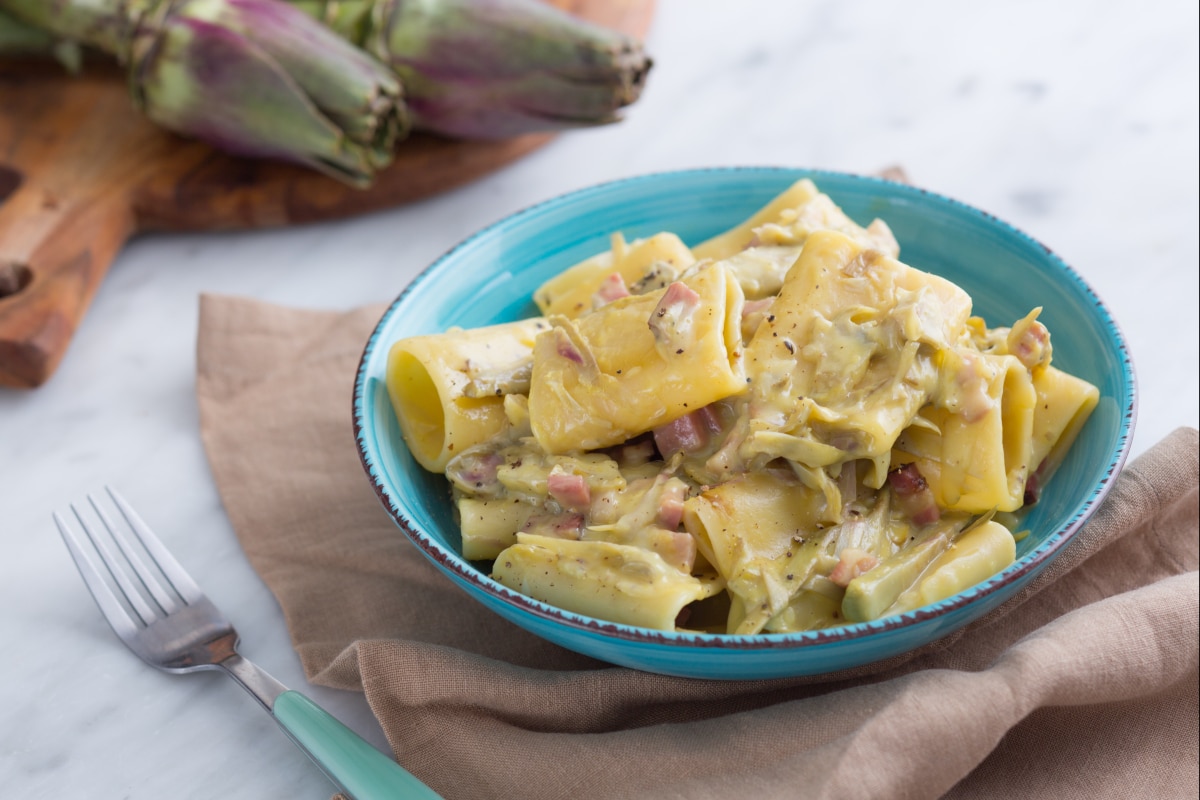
[294,0,653,139]
[0,0,408,185]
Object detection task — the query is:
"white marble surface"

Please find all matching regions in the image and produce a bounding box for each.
[2,1,1197,797]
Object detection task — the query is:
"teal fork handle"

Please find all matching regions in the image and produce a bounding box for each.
[272,690,442,799]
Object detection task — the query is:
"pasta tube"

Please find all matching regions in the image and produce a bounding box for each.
[533,232,696,319]
[691,178,899,262]
[894,353,1037,513]
[1026,365,1101,500]
[386,318,549,472]
[741,230,973,470]
[682,469,829,634]
[529,263,746,454]
[887,520,1016,614]
[491,534,718,630]
[691,178,821,261]
[458,497,538,561]
[750,192,900,257]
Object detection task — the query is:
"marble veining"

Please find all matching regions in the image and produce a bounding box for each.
[1,1,1197,796]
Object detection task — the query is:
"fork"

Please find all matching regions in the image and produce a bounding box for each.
[54,487,442,800]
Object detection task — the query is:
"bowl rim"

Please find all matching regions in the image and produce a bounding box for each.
[353,165,1137,651]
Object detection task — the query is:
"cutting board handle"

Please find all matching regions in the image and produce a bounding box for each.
[0,167,135,388]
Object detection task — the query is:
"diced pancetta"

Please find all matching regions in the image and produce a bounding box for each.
[829,547,879,587]
[664,531,697,573]
[592,272,632,308]
[888,463,941,526]
[648,282,701,350]
[547,467,591,511]
[656,480,688,530]
[1009,318,1052,371]
[653,404,727,458]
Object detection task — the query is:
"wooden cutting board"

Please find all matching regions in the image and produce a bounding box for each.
[0,0,655,388]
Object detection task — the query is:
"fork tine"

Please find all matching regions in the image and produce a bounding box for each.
[70,504,160,627]
[106,487,204,604]
[89,494,182,616]
[54,511,143,640]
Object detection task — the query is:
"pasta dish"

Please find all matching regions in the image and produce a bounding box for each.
[383,179,1099,634]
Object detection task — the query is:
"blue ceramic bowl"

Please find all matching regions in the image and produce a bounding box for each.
[353,168,1136,680]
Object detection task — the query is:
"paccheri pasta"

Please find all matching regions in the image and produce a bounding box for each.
[384,179,1100,634]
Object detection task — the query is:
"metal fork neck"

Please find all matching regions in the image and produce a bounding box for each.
[219,654,288,710]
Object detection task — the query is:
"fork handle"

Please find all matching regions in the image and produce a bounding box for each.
[272,691,442,799]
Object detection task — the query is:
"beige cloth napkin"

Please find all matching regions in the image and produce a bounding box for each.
[196,293,1199,800]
